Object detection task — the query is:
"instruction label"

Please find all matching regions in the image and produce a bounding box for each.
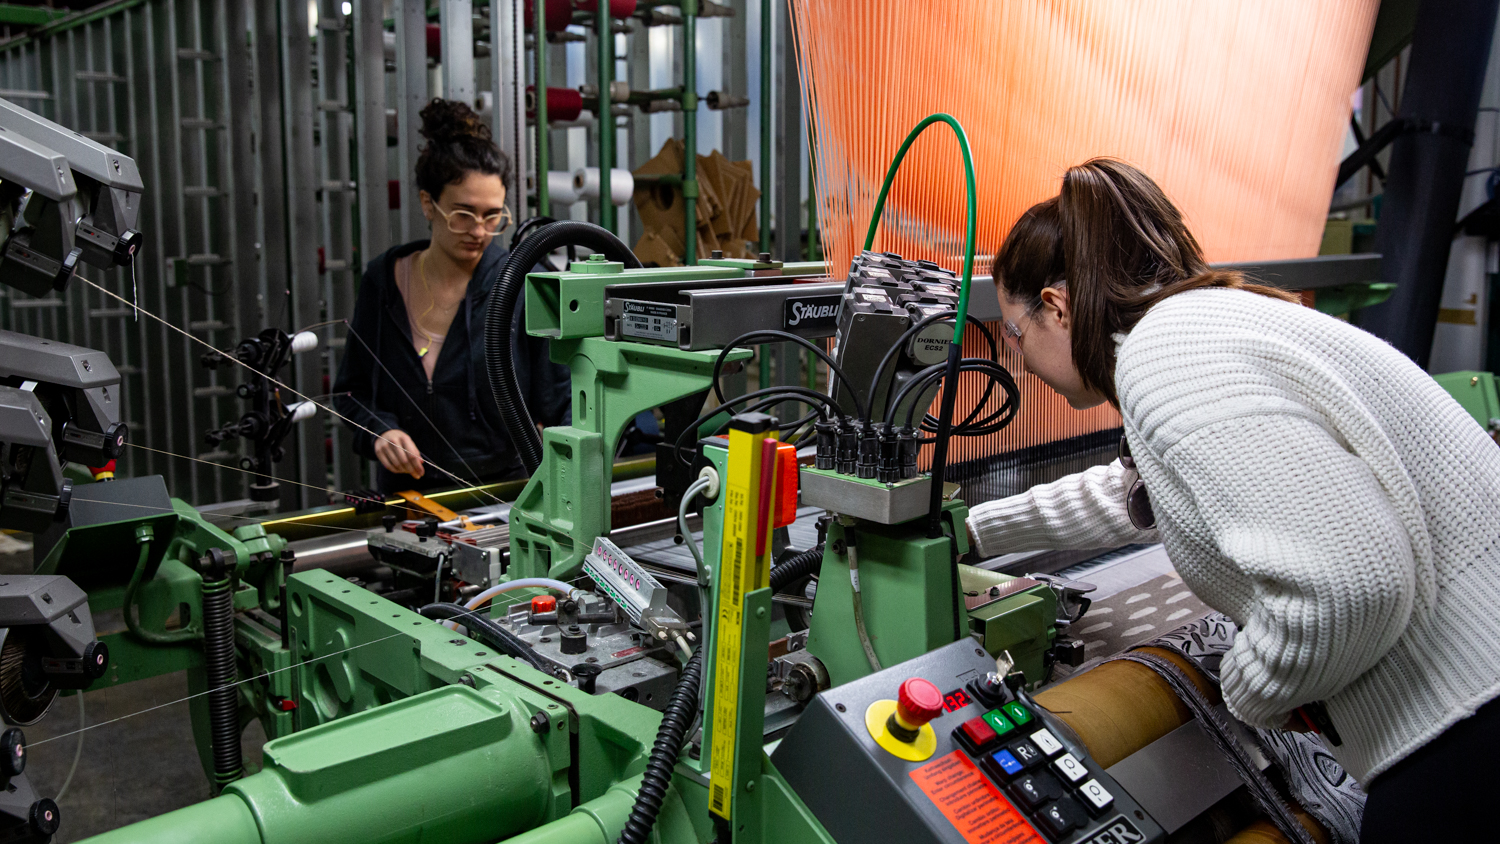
[909,751,1044,844]
[619,300,679,343]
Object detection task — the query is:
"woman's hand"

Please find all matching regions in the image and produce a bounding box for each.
[374,429,426,479]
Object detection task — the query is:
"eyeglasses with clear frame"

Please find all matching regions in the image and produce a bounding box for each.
[432,202,514,236]
[1001,300,1042,356]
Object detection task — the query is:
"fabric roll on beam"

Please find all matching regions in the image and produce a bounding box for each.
[1032,646,1219,768]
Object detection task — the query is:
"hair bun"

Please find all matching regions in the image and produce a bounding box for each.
[418,98,492,145]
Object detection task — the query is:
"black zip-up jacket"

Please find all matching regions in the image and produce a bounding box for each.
[332,240,570,493]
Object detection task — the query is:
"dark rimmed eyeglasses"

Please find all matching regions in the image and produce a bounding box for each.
[1118,436,1156,530]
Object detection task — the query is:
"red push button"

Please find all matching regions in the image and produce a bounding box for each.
[954,716,999,754]
[530,595,557,614]
[897,678,944,728]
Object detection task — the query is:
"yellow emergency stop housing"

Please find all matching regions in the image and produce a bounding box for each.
[865,699,937,762]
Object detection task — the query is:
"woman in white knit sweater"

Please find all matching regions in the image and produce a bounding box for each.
[967,158,1500,843]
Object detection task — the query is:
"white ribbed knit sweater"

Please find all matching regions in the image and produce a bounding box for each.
[967,288,1500,783]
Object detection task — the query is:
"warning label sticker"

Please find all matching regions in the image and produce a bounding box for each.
[909,751,1044,844]
[620,300,679,342]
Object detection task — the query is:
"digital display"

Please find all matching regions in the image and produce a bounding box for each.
[942,687,972,713]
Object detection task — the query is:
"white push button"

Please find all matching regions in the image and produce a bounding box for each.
[1030,728,1064,757]
[1053,752,1088,783]
[1079,778,1114,810]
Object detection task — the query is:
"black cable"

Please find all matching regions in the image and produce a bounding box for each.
[616,543,827,844]
[710,330,867,421]
[483,221,641,473]
[912,319,1000,429]
[671,386,838,465]
[910,361,1015,433]
[418,603,553,674]
[617,648,705,844]
[870,312,997,421]
[912,363,1018,435]
[886,359,1017,431]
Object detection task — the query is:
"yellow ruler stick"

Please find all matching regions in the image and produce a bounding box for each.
[708,415,776,821]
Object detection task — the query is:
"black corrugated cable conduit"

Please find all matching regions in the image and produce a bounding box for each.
[417,603,552,674]
[483,221,642,474]
[770,545,824,592]
[617,544,824,844]
[617,648,705,844]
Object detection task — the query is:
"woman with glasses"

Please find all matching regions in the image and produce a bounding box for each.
[968,158,1500,844]
[333,99,570,492]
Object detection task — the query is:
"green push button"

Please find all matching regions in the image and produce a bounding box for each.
[982,709,1015,736]
[1002,702,1034,727]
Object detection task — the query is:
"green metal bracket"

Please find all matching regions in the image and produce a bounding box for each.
[506,337,750,582]
[959,567,1058,685]
[525,264,746,339]
[803,504,970,688]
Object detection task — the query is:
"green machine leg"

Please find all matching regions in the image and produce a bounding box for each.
[506,336,750,582]
[803,506,971,688]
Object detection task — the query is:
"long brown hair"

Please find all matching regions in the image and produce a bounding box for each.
[993,158,1297,406]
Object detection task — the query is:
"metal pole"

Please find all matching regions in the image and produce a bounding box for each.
[222,0,259,343]
[491,0,527,228]
[352,0,390,267]
[394,0,428,242]
[773,0,799,263]
[281,0,328,505]
[440,0,474,105]
[1356,0,1500,366]
[596,0,614,232]
[758,0,770,253]
[806,144,817,259]
[534,0,549,216]
[683,0,698,264]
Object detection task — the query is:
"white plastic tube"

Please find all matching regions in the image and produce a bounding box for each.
[465,577,577,610]
[444,577,578,629]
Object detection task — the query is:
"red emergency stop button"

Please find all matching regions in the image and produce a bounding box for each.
[530,595,557,614]
[897,678,944,729]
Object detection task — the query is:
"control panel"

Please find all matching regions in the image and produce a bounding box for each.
[772,639,1163,844]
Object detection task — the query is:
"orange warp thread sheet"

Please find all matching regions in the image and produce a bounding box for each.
[791,0,1378,457]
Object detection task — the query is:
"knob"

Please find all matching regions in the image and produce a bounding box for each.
[896,678,943,730]
[415,516,439,541]
[1,729,25,777]
[382,513,398,533]
[83,640,109,680]
[572,663,602,694]
[530,595,557,614]
[30,798,59,837]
